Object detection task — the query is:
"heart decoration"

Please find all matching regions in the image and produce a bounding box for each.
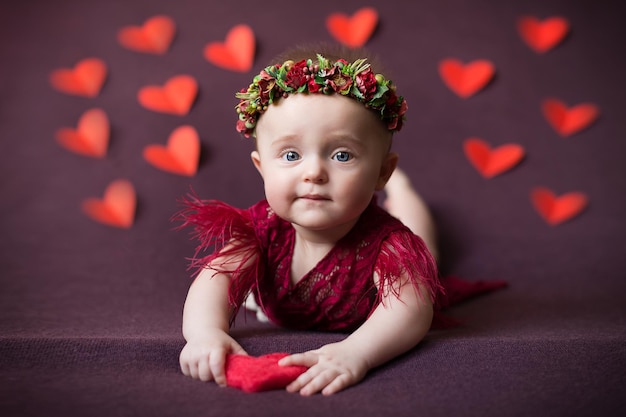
[463,138,525,179]
[326,7,379,48]
[203,24,255,72]
[225,353,308,393]
[82,179,137,229]
[49,58,107,98]
[143,125,200,176]
[517,16,570,53]
[541,98,600,137]
[530,187,588,226]
[137,75,198,115]
[55,108,109,158]
[438,59,495,98]
[117,15,176,54]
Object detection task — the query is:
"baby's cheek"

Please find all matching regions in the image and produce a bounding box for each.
[263,185,291,216]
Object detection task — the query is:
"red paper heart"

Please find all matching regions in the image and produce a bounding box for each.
[438,59,495,98]
[55,108,109,158]
[117,15,176,54]
[225,353,308,393]
[82,179,136,229]
[517,16,570,53]
[463,138,525,178]
[541,98,599,137]
[49,58,107,97]
[143,125,200,176]
[326,7,378,48]
[137,75,198,115]
[203,24,255,72]
[530,187,588,225]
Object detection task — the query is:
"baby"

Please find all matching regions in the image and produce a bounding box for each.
[178,46,441,395]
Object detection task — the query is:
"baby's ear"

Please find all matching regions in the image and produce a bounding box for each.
[251,151,263,177]
[376,152,398,190]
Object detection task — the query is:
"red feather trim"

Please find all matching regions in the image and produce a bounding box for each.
[374,231,442,307]
[173,193,263,322]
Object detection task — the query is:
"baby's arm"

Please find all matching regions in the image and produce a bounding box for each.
[179,267,247,386]
[279,277,434,396]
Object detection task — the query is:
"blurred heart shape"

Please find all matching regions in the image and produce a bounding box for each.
[49,58,107,97]
[326,7,378,48]
[143,125,200,176]
[203,24,255,72]
[137,74,198,115]
[117,15,176,54]
[55,108,109,158]
[517,16,569,53]
[530,187,588,225]
[463,138,525,178]
[82,179,136,229]
[438,58,495,98]
[541,98,599,137]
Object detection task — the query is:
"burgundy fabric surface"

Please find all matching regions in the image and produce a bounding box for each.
[1,0,625,416]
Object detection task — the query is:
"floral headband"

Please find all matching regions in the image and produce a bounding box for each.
[235,54,408,138]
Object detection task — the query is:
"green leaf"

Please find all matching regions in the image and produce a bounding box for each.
[371,84,389,101]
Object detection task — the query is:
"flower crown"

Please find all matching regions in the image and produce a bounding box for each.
[235,54,408,138]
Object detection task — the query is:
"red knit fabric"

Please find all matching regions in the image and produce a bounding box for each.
[225,353,308,392]
[176,195,442,331]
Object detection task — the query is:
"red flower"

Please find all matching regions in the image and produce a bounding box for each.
[355,69,378,100]
[386,89,398,106]
[388,117,402,131]
[285,60,308,89]
[383,90,408,131]
[398,98,408,117]
[307,78,321,93]
[326,67,352,93]
[236,119,247,133]
[256,78,273,105]
[386,90,407,116]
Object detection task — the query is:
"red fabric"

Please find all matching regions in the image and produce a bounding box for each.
[177,196,441,332]
[440,275,508,305]
[432,275,509,328]
[225,353,308,392]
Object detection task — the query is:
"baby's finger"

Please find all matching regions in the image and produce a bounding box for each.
[298,370,338,396]
[209,347,227,386]
[321,373,351,396]
[180,357,191,377]
[188,361,200,379]
[286,367,315,393]
[279,351,319,368]
[231,341,248,356]
[197,357,213,382]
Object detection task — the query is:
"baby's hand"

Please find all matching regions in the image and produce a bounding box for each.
[179,328,247,386]
[278,342,369,396]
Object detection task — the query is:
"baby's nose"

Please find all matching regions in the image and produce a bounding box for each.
[303,157,328,183]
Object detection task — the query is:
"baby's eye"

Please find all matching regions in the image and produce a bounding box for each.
[282,151,300,161]
[332,151,352,162]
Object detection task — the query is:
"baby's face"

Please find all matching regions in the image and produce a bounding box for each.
[251,93,396,236]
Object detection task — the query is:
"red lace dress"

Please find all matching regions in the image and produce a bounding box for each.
[178,196,442,332]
